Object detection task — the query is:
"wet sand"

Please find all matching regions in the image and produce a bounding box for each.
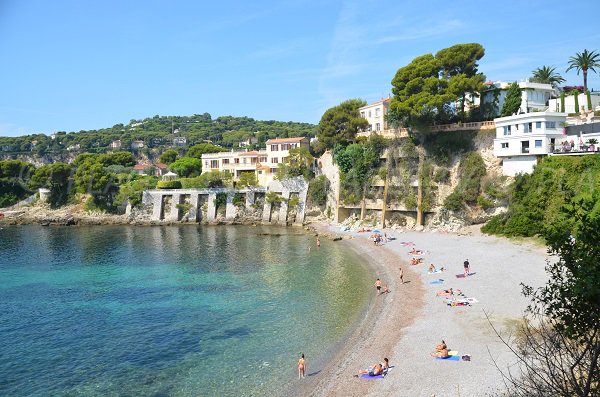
[294,225,549,397]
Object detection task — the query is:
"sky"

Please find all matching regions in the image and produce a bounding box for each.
[1,0,599,137]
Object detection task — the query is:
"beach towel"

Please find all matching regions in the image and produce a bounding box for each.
[435,355,460,361]
[360,373,385,379]
[399,242,415,246]
[429,280,444,285]
[455,272,476,278]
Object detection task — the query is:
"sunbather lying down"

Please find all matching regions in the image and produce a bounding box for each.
[428,264,446,273]
[357,363,383,377]
[409,248,424,255]
[410,258,423,266]
[431,340,449,358]
[436,288,454,296]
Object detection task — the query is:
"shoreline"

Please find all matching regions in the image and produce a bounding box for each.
[294,223,549,396]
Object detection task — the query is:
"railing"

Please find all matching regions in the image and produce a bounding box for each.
[357,120,495,139]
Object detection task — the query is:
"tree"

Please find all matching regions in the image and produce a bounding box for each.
[159,149,178,165]
[276,147,314,180]
[30,163,74,207]
[169,157,202,178]
[186,143,225,159]
[530,65,566,88]
[436,43,486,119]
[566,49,600,94]
[501,82,522,117]
[237,171,258,187]
[317,99,369,150]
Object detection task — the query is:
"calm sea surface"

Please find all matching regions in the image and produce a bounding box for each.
[0,225,370,397]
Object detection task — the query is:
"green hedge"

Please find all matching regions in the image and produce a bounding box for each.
[157,180,182,189]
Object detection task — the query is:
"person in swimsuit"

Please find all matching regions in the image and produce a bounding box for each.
[382,357,390,373]
[463,259,470,276]
[399,267,404,284]
[298,353,306,379]
[316,237,321,248]
[429,264,436,273]
[375,278,382,294]
[431,340,449,358]
[358,363,383,376]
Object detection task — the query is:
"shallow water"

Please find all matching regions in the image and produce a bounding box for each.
[0,225,370,396]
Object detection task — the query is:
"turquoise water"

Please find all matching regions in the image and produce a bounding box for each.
[0,225,370,397]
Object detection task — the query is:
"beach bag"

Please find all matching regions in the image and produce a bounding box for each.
[461,354,471,361]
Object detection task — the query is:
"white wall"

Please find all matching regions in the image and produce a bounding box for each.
[502,156,538,176]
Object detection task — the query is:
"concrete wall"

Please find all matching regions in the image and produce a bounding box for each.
[501,156,538,176]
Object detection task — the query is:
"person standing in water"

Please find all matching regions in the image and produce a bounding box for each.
[298,353,306,379]
[316,236,321,248]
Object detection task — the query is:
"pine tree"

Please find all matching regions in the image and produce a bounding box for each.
[500,82,522,117]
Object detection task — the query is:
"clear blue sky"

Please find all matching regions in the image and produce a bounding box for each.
[1,0,599,137]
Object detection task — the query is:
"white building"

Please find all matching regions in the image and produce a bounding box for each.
[131,140,144,150]
[493,111,567,176]
[482,81,556,117]
[201,137,310,186]
[359,98,390,133]
[548,91,600,113]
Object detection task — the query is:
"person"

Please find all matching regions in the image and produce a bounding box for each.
[463,259,470,277]
[316,237,321,248]
[431,340,449,358]
[436,288,453,296]
[298,353,306,379]
[382,285,390,294]
[382,357,390,373]
[358,363,383,377]
[428,264,436,273]
[399,267,404,284]
[374,278,382,294]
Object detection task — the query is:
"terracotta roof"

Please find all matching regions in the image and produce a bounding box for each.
[133,164,151,170]
[265,136,306,144]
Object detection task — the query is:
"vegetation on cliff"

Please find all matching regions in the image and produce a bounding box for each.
[482,156,600,237]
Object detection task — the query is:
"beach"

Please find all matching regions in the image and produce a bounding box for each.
[300,225,550,397]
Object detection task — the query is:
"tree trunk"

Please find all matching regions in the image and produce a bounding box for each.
[583,68,588,94]
[360,196,365,221]
[416,149,424,226]
[381,173,389,228]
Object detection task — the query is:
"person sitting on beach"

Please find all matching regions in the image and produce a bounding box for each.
[410,258,423,266]
[428,264,436,273]
[382,285,390,294]
[409,248,424,255]
[382,358,390,373]
[436,288,453,296]
[358,363,383,377]
[431,340,449,358]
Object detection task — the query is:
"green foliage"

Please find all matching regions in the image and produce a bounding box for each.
[0,160,35,180]
[266,191,283,204]
[434,168,450,183]
[156,180,182,189]
[336,137,386,203]
[483,156,600,237]
[237,171,258,188]
[389,43,485,126]
[179,171,232,189]
[232,193,245,207]
[214,192,227,211]
[565,49,600,93]
[317,99,369,149]
[115,176,157,206]
[573,90,580,113]
[308,175,329,207]
[186,143,225,159]
[525,194,600,340]
[276,147,314,180]
[476,195,494,209]
[587,90,593,111]
[423,130,475,164]
[530,65,565,88]
[288,196,300,209]
[500,82,522,117]
[30,162,74,207]
[169,157,202,177]
[0,160,35,207]
[443,151,486,210]
[560,91,565,112]
[159,149,178,164]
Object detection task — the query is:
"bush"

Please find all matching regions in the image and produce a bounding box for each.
[308,175,329,207]
[477,195,494,209]
[443,191,464,211]
[157,180,182,189]
[433,168,450,184]
[232,192,245,207]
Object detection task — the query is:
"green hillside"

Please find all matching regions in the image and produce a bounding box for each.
[0,113,316,155]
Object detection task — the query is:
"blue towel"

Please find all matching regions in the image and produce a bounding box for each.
[436,355,460,361]
[360,373,385,379]
[430,280,444,284]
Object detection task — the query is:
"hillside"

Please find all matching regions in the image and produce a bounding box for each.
[0,113,317,157]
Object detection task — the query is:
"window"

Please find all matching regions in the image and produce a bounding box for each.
[281,143,289,151]
[222,159,229,165]
[251,158,257,164]
[210,160,218,168]
[258,170,262,174]
[368,111,372,117]
[290,143,297,149]
[527,122,533,132]
[503,126,511,135]
[515,124,519,130]
[501,142,509,149]
[536,121,542,129]
[270,168,277,174]
[361,111,365,118]
[271,144,278,151]
[375,108,380,117]
[271,157,278,164]
[259,156,267,162]
[375,123,381,131]
[205,160,209,167]
[535,140,542,148]
[234,158,240,164]
[546,121,556,129]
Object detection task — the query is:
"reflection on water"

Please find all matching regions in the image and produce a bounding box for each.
[0,225,370,397]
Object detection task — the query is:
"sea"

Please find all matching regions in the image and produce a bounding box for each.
[0,225,371,397]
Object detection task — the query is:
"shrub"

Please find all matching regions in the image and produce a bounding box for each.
[477,195,494,209]
[443,191,464,211]
[232,192,245,207]
[157,180,182,189]
[308,175,329,207]
[433,168,450,184]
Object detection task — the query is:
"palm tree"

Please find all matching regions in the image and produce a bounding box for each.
[530,66,565,88]
[565,49,600,93]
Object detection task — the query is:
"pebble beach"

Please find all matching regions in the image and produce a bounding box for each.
[299,225,550,397]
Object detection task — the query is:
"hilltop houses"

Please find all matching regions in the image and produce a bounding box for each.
[481,81,556,117]
[359,98,390,133]
[201,137,309,186]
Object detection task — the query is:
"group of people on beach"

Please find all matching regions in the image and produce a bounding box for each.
[374,278,390,295]
[371,233,387,246]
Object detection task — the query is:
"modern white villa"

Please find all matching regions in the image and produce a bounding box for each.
[548,91,600,113]
[482,81,556,117]
[201,137,310,186]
